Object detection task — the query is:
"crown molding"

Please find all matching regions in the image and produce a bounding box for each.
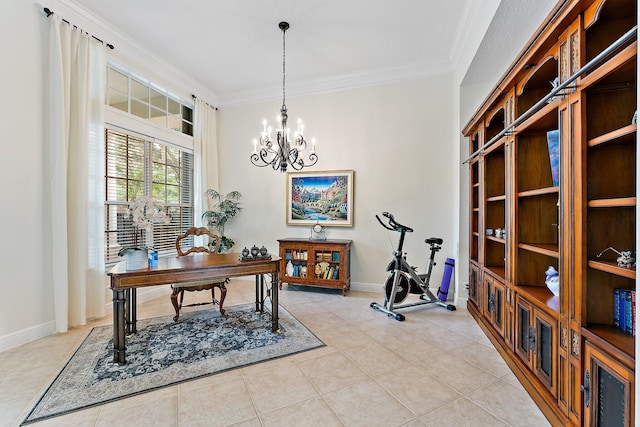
[217,58,453,107]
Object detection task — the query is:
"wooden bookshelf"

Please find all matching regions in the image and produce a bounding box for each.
[462,0,637,424]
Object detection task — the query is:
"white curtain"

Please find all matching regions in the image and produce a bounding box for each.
[48,16,106,332]
[193,99,219,229]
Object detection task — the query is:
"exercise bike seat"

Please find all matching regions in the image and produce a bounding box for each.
[425,237,443,245]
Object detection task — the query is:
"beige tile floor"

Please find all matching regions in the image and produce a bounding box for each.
[1,280,550,427]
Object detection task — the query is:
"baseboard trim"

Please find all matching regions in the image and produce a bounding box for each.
[0,321,57,353]
[349,282,382,293]
[0,286,173,353]
[350,281,460,305]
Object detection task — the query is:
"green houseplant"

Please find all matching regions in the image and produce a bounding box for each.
[202,189,243,253]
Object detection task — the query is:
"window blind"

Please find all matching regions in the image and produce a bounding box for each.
[104,128,194,264]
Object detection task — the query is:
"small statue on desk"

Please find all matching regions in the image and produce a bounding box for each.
[239,245,271,261]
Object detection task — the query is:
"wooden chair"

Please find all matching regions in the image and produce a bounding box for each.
[170,227,229,321]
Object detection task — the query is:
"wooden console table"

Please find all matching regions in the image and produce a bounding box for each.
[278,238,351,295]
[107,252,280,365]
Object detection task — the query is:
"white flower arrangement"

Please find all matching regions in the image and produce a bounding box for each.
[128,195,170,232]
[118,196,170,256]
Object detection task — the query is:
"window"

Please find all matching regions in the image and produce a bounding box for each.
[104,128,194,264]
[106,65,194,137]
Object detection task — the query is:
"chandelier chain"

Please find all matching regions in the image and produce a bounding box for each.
[282,25,286,109]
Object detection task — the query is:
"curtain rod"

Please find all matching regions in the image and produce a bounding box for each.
[463,25,637,165]
[43,7,114,50]
[192,94,218,110]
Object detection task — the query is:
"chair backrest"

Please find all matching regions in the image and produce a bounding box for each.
[176,227,221,257]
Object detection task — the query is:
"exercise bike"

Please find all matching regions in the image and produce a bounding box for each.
[370,212,456,321]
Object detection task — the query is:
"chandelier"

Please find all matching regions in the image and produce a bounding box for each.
[251,21,318,172]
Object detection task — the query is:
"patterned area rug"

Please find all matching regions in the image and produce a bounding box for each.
[22,304,323,425]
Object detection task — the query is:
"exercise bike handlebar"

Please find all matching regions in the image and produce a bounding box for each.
[376,212,414,233]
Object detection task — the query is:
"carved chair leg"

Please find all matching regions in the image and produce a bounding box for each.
[217,281,228,315]
[170,287,181,322]
[210,287,218,305]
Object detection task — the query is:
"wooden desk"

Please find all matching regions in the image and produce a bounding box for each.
[108,253,280,365]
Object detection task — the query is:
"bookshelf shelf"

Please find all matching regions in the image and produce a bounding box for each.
[588,260,636,279]
[582,324,635,364]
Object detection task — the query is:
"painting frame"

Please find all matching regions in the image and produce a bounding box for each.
[286,170,354,227]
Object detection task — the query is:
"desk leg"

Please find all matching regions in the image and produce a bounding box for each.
[255,274,266,313]
[112,289,127,365]
[255,275,260,313]
[125,288,138,334]
[271,273,279,332]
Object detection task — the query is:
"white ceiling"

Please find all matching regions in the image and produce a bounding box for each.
[69,0,477,105]
[65,0,559,106]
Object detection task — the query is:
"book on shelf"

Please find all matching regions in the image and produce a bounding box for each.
[293,251,307,260]
[626,291,633,335]
[614,288,620,329]
[546,130,559,187]
[325,267,333,280]
[613,288,636,336]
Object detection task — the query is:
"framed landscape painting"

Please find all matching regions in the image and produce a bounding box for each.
[286,170,354,227]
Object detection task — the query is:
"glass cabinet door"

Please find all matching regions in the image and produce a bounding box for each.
[534,308,556,396]
[515,297,532,365]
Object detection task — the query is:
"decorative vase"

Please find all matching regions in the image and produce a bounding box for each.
[260,246,268,256]
[125,249,148,270]
[286,260,294,276]
[251,245,260,257]
[544,266,559,297]
[242,247,250,258]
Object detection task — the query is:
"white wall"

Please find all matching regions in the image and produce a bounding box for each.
[0,0,55,345]
[216,75,455,290]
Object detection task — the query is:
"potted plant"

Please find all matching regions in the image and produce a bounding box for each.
[118,196,170,269]
[202,189,243,253]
